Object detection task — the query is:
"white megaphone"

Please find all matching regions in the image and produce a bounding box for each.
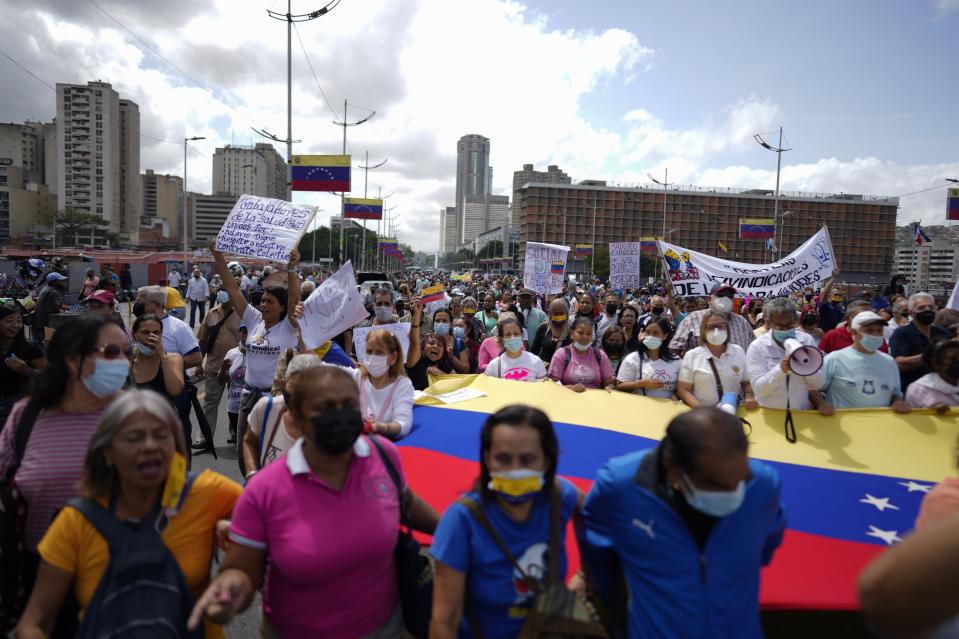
[783,338,823,376]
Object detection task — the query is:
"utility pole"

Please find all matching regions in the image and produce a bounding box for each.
[648,169,669,279]
[182,136,205,273]
[357,151,387,270]
[333,100,376,266]
[755,127,791,262]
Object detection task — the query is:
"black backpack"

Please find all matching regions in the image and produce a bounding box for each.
[68,474,203,639]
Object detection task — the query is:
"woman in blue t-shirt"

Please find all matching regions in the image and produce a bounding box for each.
[430,405,583,638]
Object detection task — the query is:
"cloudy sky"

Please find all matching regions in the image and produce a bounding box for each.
[2,0,957,252]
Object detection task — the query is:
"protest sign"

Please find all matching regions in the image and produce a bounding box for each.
[657,226,837,298]
[215,194,317,263]
[609,242,642,290]
[524,242,569,294]
[353,322,411,363]
[298,260,369,350]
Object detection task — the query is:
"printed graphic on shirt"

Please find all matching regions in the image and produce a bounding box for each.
[503,367,532,381]
[863,380,876,395]
[569,361,597,386]
[509,542,550,618]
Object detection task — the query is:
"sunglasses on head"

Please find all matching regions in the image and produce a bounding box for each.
[93,344,135,360]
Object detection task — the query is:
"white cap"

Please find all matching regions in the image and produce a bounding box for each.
[851,310,885,332]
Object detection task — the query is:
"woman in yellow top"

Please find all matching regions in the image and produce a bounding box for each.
[16,389,242,639]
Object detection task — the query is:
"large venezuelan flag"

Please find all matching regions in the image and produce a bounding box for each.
[290,154,351,192]
[397,375,959,610]
[740,217,776,239]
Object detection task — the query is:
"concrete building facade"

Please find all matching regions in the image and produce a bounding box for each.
[462,194,509,245]
[454,134,491,246]
[190,193,239,245]
[518,182,899,279]
[0,121,53,185]
[141,169,183,239]
[0,165,58,243]
[895,242,958,297]
[212,143,287,200]
[55,81,140,234]
[510,163,569,229]
[440,206,457,255]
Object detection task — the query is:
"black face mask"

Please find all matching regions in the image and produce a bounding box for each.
[651,307,664,316]
[948,361,959,381]
[310,408,364,455]
[605,303,618,315]
[915,310,936,326]
[132,301,146,317]
[605,343,624,356]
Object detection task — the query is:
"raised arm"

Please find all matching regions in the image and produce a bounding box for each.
[286,249,301,328]
[208,239,248,318]
[406,297,423,368]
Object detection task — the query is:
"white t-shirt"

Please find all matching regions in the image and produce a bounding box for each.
[484,351,548,382]
[160,314,200,357]
[679,344,750,406]
[247,395,298,467]
[168,272,181,288]
[223,346,248,413]
[617,351,682,399]
[349,369,415,438]
[242,305,299,390]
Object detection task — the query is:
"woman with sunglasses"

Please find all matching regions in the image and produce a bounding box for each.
[130,314,184,405]
[0,315,129,634]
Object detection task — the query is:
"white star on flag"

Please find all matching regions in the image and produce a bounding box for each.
[866,526,902,546]
[898,481,933,493]
[860,494,900,512]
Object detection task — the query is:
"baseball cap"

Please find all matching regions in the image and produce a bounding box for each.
[46,272,67,283]
[87,290,115,305]
[709,282,736,296]
[518,288,535,297]
[851,310,886,331]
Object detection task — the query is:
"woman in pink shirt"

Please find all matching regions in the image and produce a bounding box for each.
[189,365,439,638]
[477,313,522,372]
[548,316,617,392]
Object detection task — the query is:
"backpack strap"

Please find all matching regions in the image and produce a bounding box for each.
[369,435,411,528]
[255,396,274,470]
[547,481,562,586]
[5,401,42,480]
[458,496,539,594]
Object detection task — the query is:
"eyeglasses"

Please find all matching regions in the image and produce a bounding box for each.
[93,344,135,360]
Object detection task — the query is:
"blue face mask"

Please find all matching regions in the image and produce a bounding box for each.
[682,474,746,518]
[859,333,884,353]
[772,328,796,343]
[453,326,466,339]
[82,358,130,398]
[503,337,523,353]
[136,341,155,357]
[434,322,450,336]
[573,340,591,352]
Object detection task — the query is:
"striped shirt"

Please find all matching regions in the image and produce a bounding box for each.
[0,399,106,551]
[668,309,756,356]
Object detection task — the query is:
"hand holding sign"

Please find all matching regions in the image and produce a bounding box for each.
[298,260,368,350]
[214,194,317,263]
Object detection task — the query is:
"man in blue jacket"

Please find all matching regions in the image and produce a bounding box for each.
[582,407,786,638]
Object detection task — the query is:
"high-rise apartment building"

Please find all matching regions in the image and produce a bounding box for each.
[462,194,509,245]
[0,121,53,184]
[454,134,491,245]
[55,81,140,234]
[510,164,569,229]
[895,242,958,296]
[189,192,240,245]
[439,206,457,255]
[141,169,183,238]
[518,182,899,280]
[212,143,287,200]
[118,100,140,233]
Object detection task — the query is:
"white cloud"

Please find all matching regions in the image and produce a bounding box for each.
[1,0,951,253]
[933,0,959,16]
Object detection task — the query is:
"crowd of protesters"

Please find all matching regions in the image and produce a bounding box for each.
[1,252,958,639]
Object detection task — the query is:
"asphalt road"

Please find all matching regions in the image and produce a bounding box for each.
[189,375,261,639]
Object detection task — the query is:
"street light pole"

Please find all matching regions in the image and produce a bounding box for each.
[357,151,388,270]
[182,135,205,273]
[755,127,792,263]
[648,169,669,279]
[333,101,376,266]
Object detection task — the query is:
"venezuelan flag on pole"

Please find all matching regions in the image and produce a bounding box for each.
[640,237,659,253]
[378,239,398,250]
[400,375,956,610]
[574,244,593,257]
[740,217,776,239]
[344,197,384,220]
[949,188,959,221]
[290,155,351,192]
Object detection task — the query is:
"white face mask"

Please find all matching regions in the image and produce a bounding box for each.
[374,306,394,322]
[705,327,728,346]
[364,354,390,377]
